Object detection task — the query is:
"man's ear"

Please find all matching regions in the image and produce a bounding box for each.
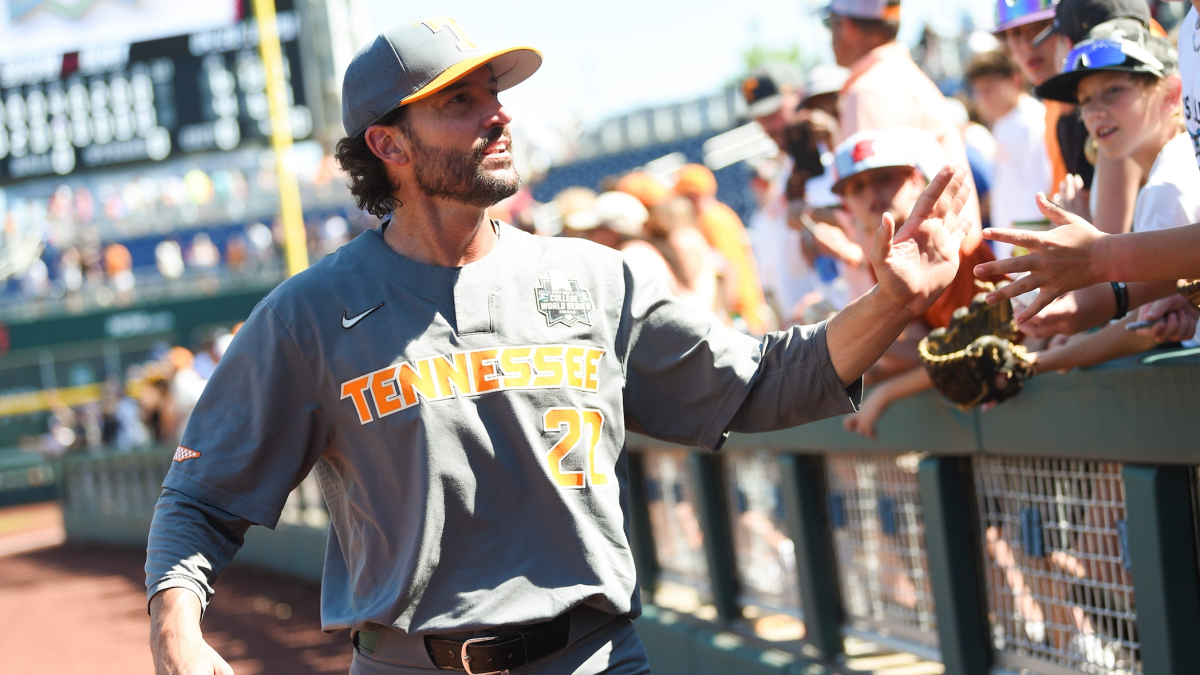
[364,125,410,168]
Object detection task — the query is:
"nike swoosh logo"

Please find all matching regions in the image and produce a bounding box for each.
[342,302,384,329]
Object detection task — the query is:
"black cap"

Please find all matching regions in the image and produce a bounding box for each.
[1032,0,1150,46]
[740,63,803,118]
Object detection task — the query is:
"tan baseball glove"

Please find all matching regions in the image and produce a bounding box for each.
[918,282,1035,410]
[1178,279,1200,311]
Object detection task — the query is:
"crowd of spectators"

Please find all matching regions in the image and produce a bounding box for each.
[1,147,369,310]
[19,326,239,458]
[12,0,1200,451]
[511,0,1200,440]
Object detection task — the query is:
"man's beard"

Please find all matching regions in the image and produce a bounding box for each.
[409,127,521,207]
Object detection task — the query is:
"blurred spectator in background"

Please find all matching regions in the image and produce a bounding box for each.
[828,0,984,246]
[245,222,277,264]
[489,187,538,234]
[944,97,996,231]
[549,186,601,235]
[104,242,135,292]
[966,49,1052,258]
[674,164,770,332]
[645,195,722,318]
[787,64,863,315]
[168,346,207,438]
[58,247,84,292]
[830,128,1004,438]
[565,190,681,296]
[155,239,185,279]
[994,0,1068,191]
[792,64,851,221]
[740,64,817,327]
[138,364,177,444]
[188,232,221,269]
[224,235,249,272]
[321,216,351,255]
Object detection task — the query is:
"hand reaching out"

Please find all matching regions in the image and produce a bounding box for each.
[1053,174,1090,221]
[873,165,973,318]
[1135,295,1199,343]
[972,193,1107,322]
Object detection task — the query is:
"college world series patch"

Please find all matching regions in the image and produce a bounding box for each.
[173,446,201,462]
[535,271,594,327]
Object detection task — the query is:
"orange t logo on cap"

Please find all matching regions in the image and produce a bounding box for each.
[420,16,478,52]
[741,78,759,104]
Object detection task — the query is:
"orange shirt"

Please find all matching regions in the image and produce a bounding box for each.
[920,244,1006,330]
[696,201,767,333]
[1044,100,1068,194]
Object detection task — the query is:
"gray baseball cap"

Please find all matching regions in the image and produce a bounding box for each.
[341,15,542,137]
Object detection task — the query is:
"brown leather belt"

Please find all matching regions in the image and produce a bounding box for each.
[423,613,569,673]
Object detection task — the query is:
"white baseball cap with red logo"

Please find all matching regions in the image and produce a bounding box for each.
[831,127,947,195]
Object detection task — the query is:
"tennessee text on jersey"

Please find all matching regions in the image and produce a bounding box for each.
[340,343,605,425]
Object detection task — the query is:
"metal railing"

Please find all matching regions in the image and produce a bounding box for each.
[57,443,327,533]
[628,356,1200,675]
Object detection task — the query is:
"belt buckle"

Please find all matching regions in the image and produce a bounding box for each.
[460,635,504,675]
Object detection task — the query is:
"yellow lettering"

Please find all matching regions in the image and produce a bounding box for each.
[499,347,533,389]
[583,348,604,393]
[434,352,473,397]
[565,347,587,389]
[532,345,565,388]
[470,349,502,394]
[544,408,585,488]
[340,375,373,424]
[397,358,439,406]
[582,409,608,486]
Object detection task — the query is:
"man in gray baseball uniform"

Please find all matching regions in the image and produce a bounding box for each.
[146,15,974,675]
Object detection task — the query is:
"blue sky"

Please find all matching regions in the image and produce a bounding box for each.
[366,0,996,130]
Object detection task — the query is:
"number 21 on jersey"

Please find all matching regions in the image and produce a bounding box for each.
[543,408,609,489]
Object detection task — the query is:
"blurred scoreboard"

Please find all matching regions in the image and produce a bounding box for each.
[0,0,310,184]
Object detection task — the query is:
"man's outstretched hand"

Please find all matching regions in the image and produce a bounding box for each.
[873,164,973,317]
[972,193,1107,323]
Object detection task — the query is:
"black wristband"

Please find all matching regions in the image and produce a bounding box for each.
[1111,282,1129,320]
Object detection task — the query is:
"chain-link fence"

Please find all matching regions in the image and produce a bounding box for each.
[724,451,801,617]
[975,457,1139,675]
[825,453,938,647]
[641,449,711,606]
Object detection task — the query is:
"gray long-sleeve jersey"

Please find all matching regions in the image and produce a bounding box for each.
[146,223,861,634]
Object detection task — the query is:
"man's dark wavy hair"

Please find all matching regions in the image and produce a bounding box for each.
[334,105,410,218]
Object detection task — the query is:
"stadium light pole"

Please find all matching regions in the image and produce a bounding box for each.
[254,0,309,276]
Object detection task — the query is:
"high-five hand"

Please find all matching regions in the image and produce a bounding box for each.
[971,193,1106,322]
[824,164,972,387]
[873,164,972,317]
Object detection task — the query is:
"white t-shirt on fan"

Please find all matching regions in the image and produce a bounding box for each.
[1180,6,1200,169]
[989,94,1052,259]
[1132,133,1200,234]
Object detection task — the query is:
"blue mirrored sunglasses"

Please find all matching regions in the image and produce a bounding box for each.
[1063,38,1163,74]
[995,0,1055,29]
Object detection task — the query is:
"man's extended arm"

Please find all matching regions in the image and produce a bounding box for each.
[726,165,972,435]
